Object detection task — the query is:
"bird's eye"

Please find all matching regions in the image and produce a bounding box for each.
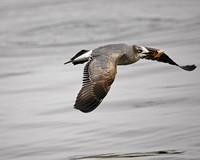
[137,48,143,53]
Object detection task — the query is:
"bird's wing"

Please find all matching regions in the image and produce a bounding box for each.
[143,49,196,71]
[74,53,122,113]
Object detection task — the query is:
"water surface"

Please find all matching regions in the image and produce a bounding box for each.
[0,0,200,160]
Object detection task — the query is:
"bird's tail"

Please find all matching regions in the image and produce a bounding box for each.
[64,60,72,65]
[64,50,92,65]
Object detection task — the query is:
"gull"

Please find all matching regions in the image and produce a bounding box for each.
[64,44,196,113]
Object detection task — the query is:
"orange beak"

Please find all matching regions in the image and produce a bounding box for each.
[152,49,165,58]
[144,47,165,59]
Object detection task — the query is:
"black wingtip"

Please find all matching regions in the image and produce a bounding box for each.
[74,106,90,113]
[74,97,101,113]
[64,60,72,65]
[74,103,99,113]
[179,64,197,71]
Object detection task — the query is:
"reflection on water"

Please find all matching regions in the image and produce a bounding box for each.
[71,150,183,159]
[0,0,200,160]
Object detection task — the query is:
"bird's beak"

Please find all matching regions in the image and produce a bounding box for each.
[143,47,165,58]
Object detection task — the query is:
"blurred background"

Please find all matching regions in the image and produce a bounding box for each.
[0,0,200,159]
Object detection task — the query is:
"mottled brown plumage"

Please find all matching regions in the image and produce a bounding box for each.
[65,44,196,113]
[74,52,122,112]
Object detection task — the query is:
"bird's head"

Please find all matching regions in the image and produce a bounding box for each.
[133,45,164,59]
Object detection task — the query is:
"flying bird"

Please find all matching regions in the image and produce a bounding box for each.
[64,44,196,113]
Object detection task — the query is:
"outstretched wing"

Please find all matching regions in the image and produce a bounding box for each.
[74,54,122,113]
[143,48,196,71]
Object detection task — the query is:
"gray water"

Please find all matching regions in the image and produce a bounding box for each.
[1,0,200,159]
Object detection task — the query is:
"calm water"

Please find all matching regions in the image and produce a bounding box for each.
[1,0,200,159]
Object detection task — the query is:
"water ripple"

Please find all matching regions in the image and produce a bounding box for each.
[71,150,184,159]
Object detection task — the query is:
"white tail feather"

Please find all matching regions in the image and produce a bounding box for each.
[73,50,92,62]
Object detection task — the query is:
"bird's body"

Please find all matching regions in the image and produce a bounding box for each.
[93,44,139,65]
[65,43,196,113]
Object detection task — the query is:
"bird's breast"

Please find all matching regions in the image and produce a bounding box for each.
[118,54,139,65]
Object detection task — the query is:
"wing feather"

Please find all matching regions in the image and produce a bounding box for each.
[74,54,121,113]
[143,51,196,71]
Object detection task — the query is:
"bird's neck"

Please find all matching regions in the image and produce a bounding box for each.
[117,51,140,65]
